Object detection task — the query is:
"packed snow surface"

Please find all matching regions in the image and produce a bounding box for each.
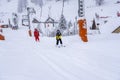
[0,28,120,80]
[0,0,120,80]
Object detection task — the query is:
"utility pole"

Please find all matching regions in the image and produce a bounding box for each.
[27,8,31,30]
[78,0,85,18]
[62,0,64,15]
[26,7,36,37]
[78,0,88,42]
[63,0,64,7]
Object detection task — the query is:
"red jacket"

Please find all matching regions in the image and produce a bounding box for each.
[34,29,39,37]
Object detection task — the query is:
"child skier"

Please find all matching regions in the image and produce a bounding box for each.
[56,30,63,47]
[34,28,40,42]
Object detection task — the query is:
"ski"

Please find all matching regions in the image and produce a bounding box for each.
[56,45,66,48]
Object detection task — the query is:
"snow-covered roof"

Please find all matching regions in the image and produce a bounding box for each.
[45,17,55,23]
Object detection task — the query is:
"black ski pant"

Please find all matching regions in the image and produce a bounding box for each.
[56,39,62,45]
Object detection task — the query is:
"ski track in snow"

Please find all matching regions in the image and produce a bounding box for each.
[32,39,120,80]
[0,0,120,79]
[34,50,80,80]
[0,28,120,80]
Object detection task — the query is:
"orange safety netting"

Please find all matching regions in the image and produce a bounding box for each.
[78,19,88,42]
[28,30,32,37]
[0,34,5,40]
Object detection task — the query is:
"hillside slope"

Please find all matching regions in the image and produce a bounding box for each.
[0,0,120,34]
[0,26,120,80]
[0,0,120,80]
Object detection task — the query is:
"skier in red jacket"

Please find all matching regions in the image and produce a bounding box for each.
[34,28,40,42]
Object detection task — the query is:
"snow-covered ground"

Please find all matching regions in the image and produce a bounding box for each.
[0,0,120,80]
[0,27,120,80]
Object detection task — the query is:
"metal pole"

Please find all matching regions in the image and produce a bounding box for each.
[27,7,31,30]
[28,13,31,29]
[63,0,64,7]
[62,0,64,15]
[78,0,85,18]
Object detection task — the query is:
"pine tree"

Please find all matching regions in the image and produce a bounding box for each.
[67,21,73,35]
[31,0,38,5]
[12,13,18,29]
[56,0,69,2]
[31,0,43,7]
[68,21,72,28]
[18,0,28,13]
[7,0,11,2]
[95,0,104,6]
[58,14,67,31]
[38,0,43,8]
[91,19,97,30]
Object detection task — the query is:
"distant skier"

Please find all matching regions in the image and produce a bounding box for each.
[34,28,40,42]
[56,30,63,47]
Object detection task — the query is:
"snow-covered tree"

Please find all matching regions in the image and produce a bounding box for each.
[56,0,60,2]
[68,21,72,28]
[38,0,43,8]
[46,0,53,1]
[31,0,43,19]
[91,19,97,30]
[12,13,18,29]
[95,0,104,6]
[31,0,43,8]
[18,0,28,13]
[56,0,69,2]
[7,0,11,2]
[58,14,67,31]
